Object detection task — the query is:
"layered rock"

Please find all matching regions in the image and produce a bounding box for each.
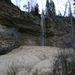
[0,24,21,55]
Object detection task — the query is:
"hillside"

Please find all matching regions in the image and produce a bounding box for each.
[0,1,75,75]
[0,0,75,54]
[0,0,40,34]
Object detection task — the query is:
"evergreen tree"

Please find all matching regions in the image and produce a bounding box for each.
[31,7,35,14]
[46,0,50,15]
[46,0,56,15]
[46,0,50,10]
[31,3,39,16]
[49,0,55,15]
[34,3,39,15]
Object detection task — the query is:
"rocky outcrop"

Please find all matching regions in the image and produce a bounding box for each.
[0,46,61,75]
[0,0,75,48]
[0,46,74,75]
[0,24,21,55]
[0,0,40,35]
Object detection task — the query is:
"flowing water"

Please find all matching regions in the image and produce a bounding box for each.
[40,12,46,46]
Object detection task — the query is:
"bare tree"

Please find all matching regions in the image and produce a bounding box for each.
[28,1,31,12]
[68,0,74,38]
[64,1,68,16]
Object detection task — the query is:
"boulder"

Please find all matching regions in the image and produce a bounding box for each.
[31,59,53,75]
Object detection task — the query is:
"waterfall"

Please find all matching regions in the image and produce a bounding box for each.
[40,11,46,46]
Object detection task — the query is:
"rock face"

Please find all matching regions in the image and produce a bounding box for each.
[0,46,61,75]
[63,34,75,49]
[0,0,75,49]
[0,0,11,4]
[0,0,40,34]
[0,24,21,55]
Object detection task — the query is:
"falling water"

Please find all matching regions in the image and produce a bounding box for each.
[40,11,46,46]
